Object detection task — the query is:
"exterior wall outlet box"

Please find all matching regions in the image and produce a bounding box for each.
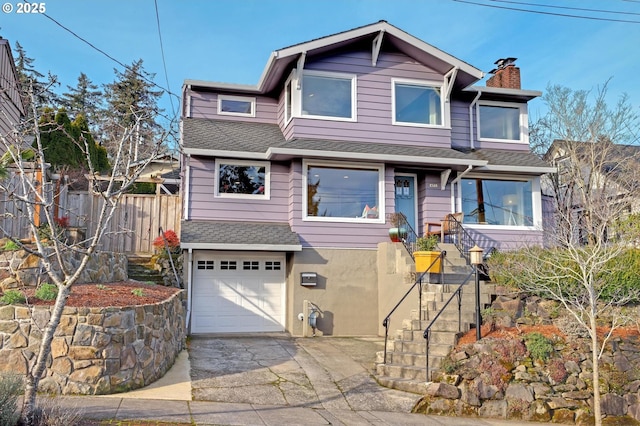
[300,272,317,286]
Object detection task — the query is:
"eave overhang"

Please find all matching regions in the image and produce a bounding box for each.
[465,85,542,102]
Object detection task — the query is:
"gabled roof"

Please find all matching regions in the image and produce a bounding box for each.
[182,118,553,173]
[180,220,302,251]
[185,21,484,95]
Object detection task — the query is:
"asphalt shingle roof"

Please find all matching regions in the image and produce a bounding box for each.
[182,118,552,170]
[180,220,300,246]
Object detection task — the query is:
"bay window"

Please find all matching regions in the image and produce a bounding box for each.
[461,178,533,226]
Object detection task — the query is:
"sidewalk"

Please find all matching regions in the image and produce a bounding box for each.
[50,336,551,425]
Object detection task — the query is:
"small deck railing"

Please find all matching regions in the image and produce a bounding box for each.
[387,212,419,257]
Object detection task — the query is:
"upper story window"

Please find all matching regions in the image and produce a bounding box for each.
[215,159,270,200]
[392,79,443,127]
[303,160,384,223]
[478,101,527,143]
[218,95,256,117]
[300,70,357,121]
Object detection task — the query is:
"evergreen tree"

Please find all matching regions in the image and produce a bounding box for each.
[36,108,109,172]
[60,73,103,134]
[13,41,58,117]
[102,59,164,160]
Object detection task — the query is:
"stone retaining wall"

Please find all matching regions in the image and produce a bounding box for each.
[0,249,128,290]
[0,290,186,395]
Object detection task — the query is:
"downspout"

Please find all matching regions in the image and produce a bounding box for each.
[186,248,193,330]
[450,165,474,212]
[469,90,482,150]
[183,153,191,220]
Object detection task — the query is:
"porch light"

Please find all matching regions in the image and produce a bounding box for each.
[469,244,484,342]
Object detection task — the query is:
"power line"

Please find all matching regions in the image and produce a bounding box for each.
[154,0,176,118]
[38,11,181,127]
[487,0,640,16]
[451,0,640,23]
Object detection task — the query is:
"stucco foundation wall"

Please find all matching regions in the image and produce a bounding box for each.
[287,248,378,336]
[377,242,417,336]
[0,291,186,395]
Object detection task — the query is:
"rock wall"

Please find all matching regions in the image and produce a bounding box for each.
[0,290,186,395]
[0,249,128,290]
[414,290,640,423]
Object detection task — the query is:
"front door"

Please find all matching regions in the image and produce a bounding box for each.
[394,174,417,233]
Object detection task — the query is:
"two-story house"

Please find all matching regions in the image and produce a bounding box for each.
[179,21,553,336]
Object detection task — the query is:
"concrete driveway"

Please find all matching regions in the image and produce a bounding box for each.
[188,334,421,413]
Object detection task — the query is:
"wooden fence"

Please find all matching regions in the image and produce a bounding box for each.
[1,184,181,254]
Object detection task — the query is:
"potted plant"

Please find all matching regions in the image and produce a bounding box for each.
[414,235,442,273]
[388,213,408,242]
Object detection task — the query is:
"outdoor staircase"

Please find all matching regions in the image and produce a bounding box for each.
[375,243,494,394]
[127,255,165,286]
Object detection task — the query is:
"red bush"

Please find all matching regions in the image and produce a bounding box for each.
[54,216,70,228]
[153,230,180,250]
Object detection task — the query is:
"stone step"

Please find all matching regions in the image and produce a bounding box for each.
[127,256,164,286]
[402,318,468,334]
[375,375,430,395]
[398,329,459,345]
[392,340,451,356]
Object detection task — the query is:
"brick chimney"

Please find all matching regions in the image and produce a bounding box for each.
[486,57,520,89]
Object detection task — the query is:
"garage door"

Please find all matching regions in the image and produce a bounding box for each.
[191,251,286,333]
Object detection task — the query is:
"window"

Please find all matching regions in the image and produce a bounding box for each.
[301,71,356,120]
[478,102,526,142]
[215,159,270,199]
[218,95,256,117]
[304,161,384,223]
[197,260,214,270]
[393,79,443,126]
[265,261,281,271]
[461,178,533,226]
[243,261,259,270]
[220,261,237,270]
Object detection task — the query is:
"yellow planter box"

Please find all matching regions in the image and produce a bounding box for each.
[414,251,442,273]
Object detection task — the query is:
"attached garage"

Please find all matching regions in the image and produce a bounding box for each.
[191,251,286,333]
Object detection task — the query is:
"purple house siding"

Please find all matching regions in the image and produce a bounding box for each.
[284,51,452,147]
[419,174,451,235]
[188,91,278,123]
[288,161,395,249]
[187,157,289,222]
[466,227,544,252]
[450,100,471,149]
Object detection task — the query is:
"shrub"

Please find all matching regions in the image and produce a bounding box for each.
[0,290,26,305]
[29,396,85,426]
[53,216,69,229]
[524,332,554,361]
[2,240,19,251]
[152,230,180,253]
[131,288,145,297]
[600,249,640,303]
[35,283,58,301]
[0,374,23,426]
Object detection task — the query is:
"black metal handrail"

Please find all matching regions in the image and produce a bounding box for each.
[381,251,445,364]
[422,269,474,379]
[387,212,419,257]
[444,214,493,278]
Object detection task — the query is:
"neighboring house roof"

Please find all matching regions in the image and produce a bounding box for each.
[180,220,302,251]
[184,20,484,95]
[182,118,553,173]
[0,38,25,117]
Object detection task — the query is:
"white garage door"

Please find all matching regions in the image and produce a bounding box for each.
[191,251,286,333]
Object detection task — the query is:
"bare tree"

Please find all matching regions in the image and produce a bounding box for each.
[0,84,163,425]
[491,82,640,426]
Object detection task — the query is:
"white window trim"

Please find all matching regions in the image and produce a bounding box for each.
[214,158,270,200]
[302,159,385,224]
[456,173,541,230]
[297,70,357,122]
[391,78,447,128]
[217,95,256,118]
[477,101,528,144]
[284,72,294,125]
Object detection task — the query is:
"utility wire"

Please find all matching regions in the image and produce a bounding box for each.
[38,11,181,127]
[451,0,640,23]
[487,0,640,16]
[154,0,176,118]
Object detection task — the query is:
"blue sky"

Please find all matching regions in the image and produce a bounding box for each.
[2,0,639,130]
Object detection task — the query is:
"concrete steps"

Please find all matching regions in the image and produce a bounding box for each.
[375,246,494,393]
[127,255,164,286]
